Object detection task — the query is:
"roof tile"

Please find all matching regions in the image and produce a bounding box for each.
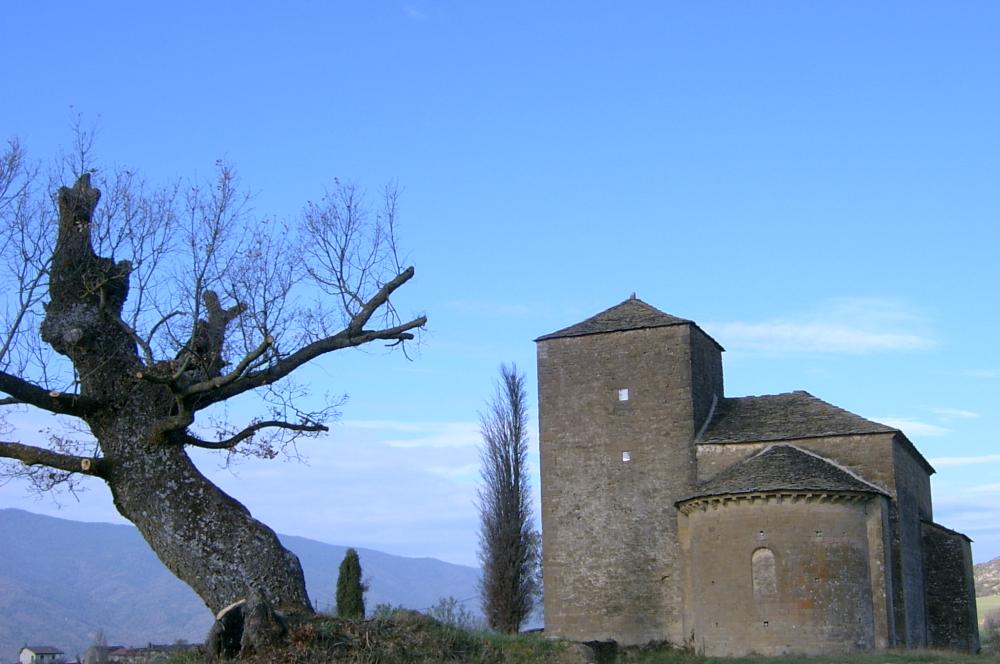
[699,391,896,444]
[536,296,691,341]
[680,444,887,502]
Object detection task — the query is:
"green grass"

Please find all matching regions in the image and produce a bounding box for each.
[616,651,989,664]
[162,636,992,664]
[979,594,1000,619]
[980,594,1000,657]
[156,612,1000,663]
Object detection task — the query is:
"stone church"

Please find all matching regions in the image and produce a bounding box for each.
[535,297,979,656]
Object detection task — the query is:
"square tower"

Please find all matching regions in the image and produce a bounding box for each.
[535,296,723,644]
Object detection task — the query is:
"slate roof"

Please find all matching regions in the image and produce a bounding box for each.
[22,646,65,655]
[921,519,974,543]
[699,391,896,444]
[679,444,887,503]
[536,296,695,341]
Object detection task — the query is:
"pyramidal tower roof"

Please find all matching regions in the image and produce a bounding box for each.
[536,295,699,342]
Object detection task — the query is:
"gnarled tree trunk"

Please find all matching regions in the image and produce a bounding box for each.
[39,175,313,619]
[3,160,425,659]
[101,417,312,616]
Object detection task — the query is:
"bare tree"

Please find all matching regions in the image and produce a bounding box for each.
[477,364,539,633]
[0,137,425,650]
[83,630,110,664]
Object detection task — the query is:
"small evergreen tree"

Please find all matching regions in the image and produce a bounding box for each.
[336,548,366,618]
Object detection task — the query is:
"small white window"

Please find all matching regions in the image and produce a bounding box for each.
[617,388,629,401]
[622,451,631,462]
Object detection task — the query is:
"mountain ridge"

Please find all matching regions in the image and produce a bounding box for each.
[0,508,480,660]
[976,555,1000,598]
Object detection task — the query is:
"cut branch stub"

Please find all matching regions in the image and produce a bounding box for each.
[56,173,101,237]
[0,440,110,479]
[50,174,103,308]
[176,290,245,381]
[42,174,132,356]
[0,371,98,416]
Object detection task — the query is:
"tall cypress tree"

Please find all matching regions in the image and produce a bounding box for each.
[477,364,540,633]
[336,548,366,618]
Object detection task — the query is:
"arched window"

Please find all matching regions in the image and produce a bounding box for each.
[752,547,777,598]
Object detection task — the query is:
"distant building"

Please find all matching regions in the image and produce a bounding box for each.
[19,646,64,664]
[536,297,980,656]
[82,644,123,664]
[105,643,200,663]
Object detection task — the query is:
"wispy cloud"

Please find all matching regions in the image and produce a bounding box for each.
[929,454,1000,467]
[962,369,1000,379]
[3,419,509,569]
[425,463,479,481]
[707,297,934,355]
[442,300,535,318]
[931,407,980,420]
[876,417,949,437]
[928,481,1000,561]
[402,5,427,21]
[342,420,479,448]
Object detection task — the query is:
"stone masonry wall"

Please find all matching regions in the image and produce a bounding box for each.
[696,434,897,491]
[695,432,933,646]
[679,495,879,657]
[922,522,980,652]
[537,324,716,645]
[892,439,932,646]
[688,327,724,435]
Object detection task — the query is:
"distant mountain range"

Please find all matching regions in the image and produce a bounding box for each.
[0,508,480,660]
[976,555,1000,598]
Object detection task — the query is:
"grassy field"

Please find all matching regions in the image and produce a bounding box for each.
[161,643,993,664]
[156,601,1000,663]
[618,653,990,664]
[979,594,1000,618]
[156,613,997,664]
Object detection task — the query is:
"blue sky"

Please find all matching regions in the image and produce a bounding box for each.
[1,2,998,568]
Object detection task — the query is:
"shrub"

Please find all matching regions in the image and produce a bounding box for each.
[427,595,483,631]
[371,602,407,619]
[985,607,1000,631]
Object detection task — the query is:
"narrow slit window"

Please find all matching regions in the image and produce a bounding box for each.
[617,388,629,401]
[752,548,777,598]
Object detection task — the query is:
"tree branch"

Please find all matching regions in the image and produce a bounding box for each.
[347,266,414,333]
[0,371,98,416]
[178,420,328,450]
[0,440,109,478]
[175,290,245,381]
[194,313,424,411]
[187,266,425,411]
[180,334,273,397]
[148,408,195,443]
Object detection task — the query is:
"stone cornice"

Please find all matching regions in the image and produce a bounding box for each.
[676,490,875,515]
